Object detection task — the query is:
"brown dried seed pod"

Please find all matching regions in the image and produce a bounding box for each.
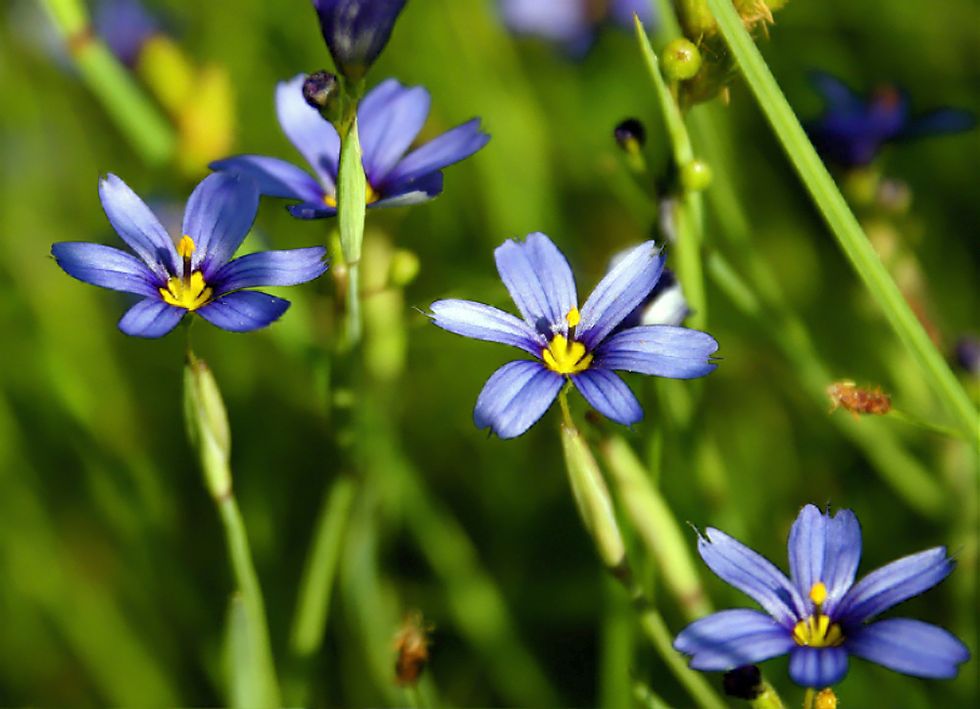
[827,381,892,418]
[393,611,432,687]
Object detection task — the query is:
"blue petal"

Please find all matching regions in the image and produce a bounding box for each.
[182,173,260,278]
[429,299,544,356]
[312,0,407,79]
[118,297,184,338]
[209,155,324,203]
[209,247,328,293]
[846,619,970,679]
[787,505,862,617]
[595,325,718,379]
[358,80,430,184]
[52,242,161,296]
[494,233,578,337]
[900,108,977,140]
[382,119,490,187]
[287,201,337,220]
[809,71,862,112]
[674,609,795,671]
[836,547,954,623]
[276,74,340,190]
[98,173,177,277]
[499,0,591,45]
[95,0,159,67]
[697,527,805,628]
[196,291,290,332]
[372,172,443,208]
[474,360,562,439]
[571,368,642,426]
[788,646,849,688]
[578,241,664,350]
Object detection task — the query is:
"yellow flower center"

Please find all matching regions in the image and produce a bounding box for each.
[159,235,213,311]
[542,307,592,375]
[792,582,844,648]
[323,180,380,208]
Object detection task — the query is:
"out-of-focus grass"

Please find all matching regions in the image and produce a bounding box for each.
[0,0,977,705]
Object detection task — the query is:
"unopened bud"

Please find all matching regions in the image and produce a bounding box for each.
[723,665,762,699]
[302,70,340,111]
[681,159,713,192]
[662,38,702,81]
[954,336,980,376]
[614,118,646,152]
[183,354,232,500]
[560,422,626,571]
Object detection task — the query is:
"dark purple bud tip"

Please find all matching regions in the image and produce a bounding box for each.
[312,0,408,81]
[614,118,646,151]
[722,665,762,700]
[302,70,340,110]
[954,336,980,376]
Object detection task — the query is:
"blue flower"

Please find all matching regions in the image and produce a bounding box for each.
[674,504,970,688]
[52,173,328,338]
[429,233,718,439]
[211,75,490,219]
[500,0,656,54]
[312,0,407,81]
[806,72,976,168]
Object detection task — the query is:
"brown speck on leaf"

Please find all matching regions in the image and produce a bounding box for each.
[827,380,892,418]
[394,611,432,687]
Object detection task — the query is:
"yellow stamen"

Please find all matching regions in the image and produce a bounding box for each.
[177,234,196,259]
[792,614,844,648]
[542,334,592,375]
[809,581,828,607]
[160,271,212,311]
[322,181,380,208]
[566,306,581,328]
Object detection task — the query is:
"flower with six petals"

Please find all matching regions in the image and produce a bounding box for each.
[429,233,718,438]
[211,75,489,219]
[674,504,970,687]
[52,173,328,338]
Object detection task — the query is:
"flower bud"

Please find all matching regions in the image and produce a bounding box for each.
[560,422,626,572]
[183,354,232,500]
[954,335,980,376]
[312,0,407,82]
[614,118,646,152]
[722,665,762,699]
[302,70,340,111]
[680,159,713,192]
[662,38,702,81]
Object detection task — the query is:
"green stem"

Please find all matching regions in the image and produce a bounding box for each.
[218,495,281,708]
[705,0,976,439]
[802,687,816,709]
[289,475,357,659]
[40,0,175,164]
[633,18,708,329]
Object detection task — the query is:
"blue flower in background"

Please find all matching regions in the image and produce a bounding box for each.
[674,504,970,687]
[52,173,328,338]
[500,0,656,54]
[429,233,718,438]
[94,0,159,67]
[312,0,407,81]
[806,72,976,168]
[212,75,489,219]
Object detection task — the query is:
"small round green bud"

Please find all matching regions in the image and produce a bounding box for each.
[681,159,713,192]
[662,38,702,82]
[389,249,420,287]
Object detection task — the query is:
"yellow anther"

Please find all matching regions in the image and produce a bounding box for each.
[542,334,592,375]
[815,688,838,709]
[160,271,212,311]
[792,613,844,648]
[566,306,581,328]
[809,581,828,608]
[323,181,380,208]
[177,235,196,259]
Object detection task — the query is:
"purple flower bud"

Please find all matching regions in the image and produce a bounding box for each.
[614,118,646,151]
[302,70,339,111]
[722,665,762,700]
[311,0,407,81]
[954,336,980,376]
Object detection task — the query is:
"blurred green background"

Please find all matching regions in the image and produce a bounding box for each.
[0,0,977,706]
